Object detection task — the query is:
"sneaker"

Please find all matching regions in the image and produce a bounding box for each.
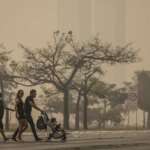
[4,138,9,142]
[35,138,42,142]
[12,137,17,142]
[17,139,24,142]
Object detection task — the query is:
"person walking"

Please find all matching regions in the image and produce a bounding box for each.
[0,93,14,141]
[24,89,43,141]
[12,90,28,141]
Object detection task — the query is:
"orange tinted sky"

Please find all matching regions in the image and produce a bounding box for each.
[0,0,149,84]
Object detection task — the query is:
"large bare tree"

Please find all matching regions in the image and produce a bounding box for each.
[11,31,138,129]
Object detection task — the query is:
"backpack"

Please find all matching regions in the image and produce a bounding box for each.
[36,116,47,130]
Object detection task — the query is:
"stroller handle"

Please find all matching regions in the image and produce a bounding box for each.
[41,111,49,120]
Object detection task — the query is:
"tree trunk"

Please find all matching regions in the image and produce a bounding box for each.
[135,108,138,130]
[5,110,9,130]
[98,111,102,129]
[83,93,88,129]
[147,111,150,129]
[143,111,146,129]
[103,100,107,129]
[127,111,130,127]
[63,89,70,129]
[75,90,81,129]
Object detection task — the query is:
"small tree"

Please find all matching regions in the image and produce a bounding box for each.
[72,61,103,129]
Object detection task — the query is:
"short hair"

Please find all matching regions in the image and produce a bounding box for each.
[30,89,36,94]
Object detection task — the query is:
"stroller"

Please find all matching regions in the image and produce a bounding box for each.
[36,112,66,142]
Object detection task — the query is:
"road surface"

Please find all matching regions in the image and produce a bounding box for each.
[1,130,150,150]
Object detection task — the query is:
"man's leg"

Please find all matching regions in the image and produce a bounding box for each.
[0,129,7,140]
[26,116,40,140]
[0,120,8,141]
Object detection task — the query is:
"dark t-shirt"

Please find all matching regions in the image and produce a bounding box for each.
[16,98,25,119]
[24,96,34,116]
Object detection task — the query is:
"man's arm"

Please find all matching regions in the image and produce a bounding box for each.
[30,100,43,113]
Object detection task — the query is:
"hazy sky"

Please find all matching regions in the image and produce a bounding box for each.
[126,0,150,82]
[0,0,150,85]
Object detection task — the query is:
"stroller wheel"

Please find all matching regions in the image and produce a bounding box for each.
[61,139,66,143]
[48,134,53,140]
[61,135,66,142]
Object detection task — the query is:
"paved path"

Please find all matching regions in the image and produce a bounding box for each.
[0,130,150,150]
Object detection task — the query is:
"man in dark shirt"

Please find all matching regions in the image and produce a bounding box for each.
[24,89,44,141]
